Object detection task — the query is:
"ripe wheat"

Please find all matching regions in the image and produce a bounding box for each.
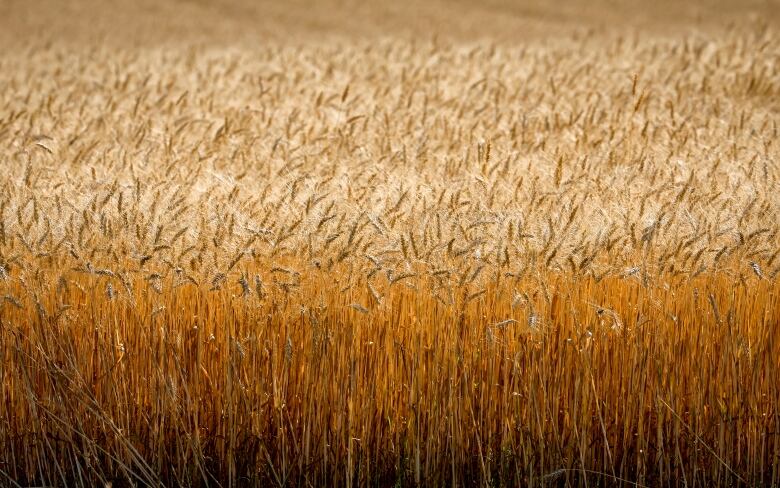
[0,5,779,487]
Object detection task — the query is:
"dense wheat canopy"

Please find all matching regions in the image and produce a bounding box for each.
[1,1,779,486]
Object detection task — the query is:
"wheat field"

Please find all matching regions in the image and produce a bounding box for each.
[1,0,780,486]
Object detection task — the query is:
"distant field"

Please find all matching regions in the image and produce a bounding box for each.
[1,1,779,486]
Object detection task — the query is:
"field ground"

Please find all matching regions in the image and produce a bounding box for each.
[1,1,780,486]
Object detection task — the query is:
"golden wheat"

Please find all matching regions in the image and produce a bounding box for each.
[0,2,779,486]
